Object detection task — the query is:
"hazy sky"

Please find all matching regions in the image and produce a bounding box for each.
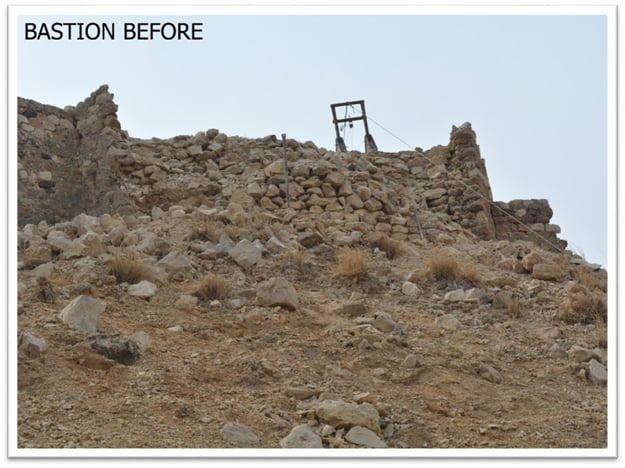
[16,10,609,267]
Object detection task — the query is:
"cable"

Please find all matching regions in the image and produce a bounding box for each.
[365,114,565,253]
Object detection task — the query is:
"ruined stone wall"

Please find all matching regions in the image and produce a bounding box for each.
[17,85,565,251]
[18,85,132,226]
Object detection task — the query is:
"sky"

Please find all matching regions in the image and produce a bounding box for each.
[15,8,610,268]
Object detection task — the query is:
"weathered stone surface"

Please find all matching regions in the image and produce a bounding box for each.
[229,239,263,269]
[298,231,323,248]
[87,334,141,365]
[19,332,48,353]
[24,242,52,268]
[531,263,562,281]
[401,281,420,296]
[337,301,367,317]
[257,277,299,310]
[567,345,603,363]
[127,280,157,298]
[280,424,323,448]
[372,312,396,333]
[588,359,607,386]
[59,295,106,332]
[175,294,198,310]
[221,423,260,447]
[443,289,465,303]
[521,251,545,272]
[285,387,321,400]
[345,426,387,448]
[156,251,195,278]
[401,354,419,368]
[128,331,150,351]
[435,314,462,331]
[315,400,381,435]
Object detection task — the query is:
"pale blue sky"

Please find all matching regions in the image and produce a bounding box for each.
[17,14,608,267]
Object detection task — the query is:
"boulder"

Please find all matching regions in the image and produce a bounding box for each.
[59,295,106,333]
[257,277,299,310]
[221,423,260,447]
[315,400,381,435]
[531,263,563,281]
[228,239,263,269]
[127,280,157,299]
[280,424,323,448]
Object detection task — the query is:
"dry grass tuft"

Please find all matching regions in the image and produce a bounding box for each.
[195,273,231,301]
[187,220,222,243]
[336,248,370,278]
[573,266,607,293]
[110,252,154,284]
[595,322,608,349]
[278,249,309,267]
[559,291,607,325]
[370,233,402,260]
[426,251,479,286]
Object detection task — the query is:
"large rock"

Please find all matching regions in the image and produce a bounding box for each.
[59,295,106,332]
[221,423,260,447]
[257,277,299,310]
[531,263,562,281]
[280,424,323,448]
[315,400,381,435]
[228,239,263,269]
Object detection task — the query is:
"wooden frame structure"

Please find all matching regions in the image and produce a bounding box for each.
[330,100,378,153]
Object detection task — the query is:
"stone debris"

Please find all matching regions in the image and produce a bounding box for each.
[256,277,299,310]
[18,332,48,354]
[372,312,396,333]
[280,424,323,448]
[567,345,603,363]
[228,239,264,269]
[87,334,141,365]
[531,263,563,281]
[435,314,462,331]
[345,426,387,448]
[221,423,260,447]
[315,400,381,435]
[588,359,607,386]
[127,280,157,298]
[59,295,106,333]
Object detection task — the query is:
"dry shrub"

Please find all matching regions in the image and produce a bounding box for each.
[336,248,369,277]
[110,252,154,284]
[426,251,479,285]
[507,300,522,318]
[596,322,608,349]
[278,249,309,267]
[196,273,231,301]
[573,266,607,293]
[559,291,607,325]
[187,220,222,243]
[370,233,402,260]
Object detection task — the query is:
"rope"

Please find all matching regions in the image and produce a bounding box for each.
[365,114,565,253]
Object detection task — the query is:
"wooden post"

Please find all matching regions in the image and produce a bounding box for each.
[281,133,291,209]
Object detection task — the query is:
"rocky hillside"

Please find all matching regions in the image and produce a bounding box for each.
[17,86,607,449]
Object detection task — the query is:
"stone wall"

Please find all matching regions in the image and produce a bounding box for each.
[17,85,566,251]
[18,85,132,226]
